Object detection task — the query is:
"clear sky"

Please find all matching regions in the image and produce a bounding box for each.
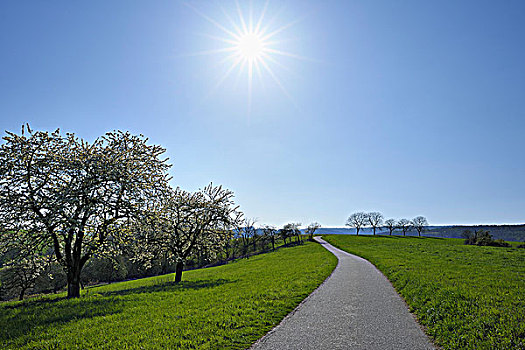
[1,1,524,227]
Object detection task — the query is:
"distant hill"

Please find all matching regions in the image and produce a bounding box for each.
[313,225,525,242]
[425,224,525,242]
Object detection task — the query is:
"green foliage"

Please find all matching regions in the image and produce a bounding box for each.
[0,126,171,298]
[324,235,525,350]
[0,241,337,349]
[462,230,511,247]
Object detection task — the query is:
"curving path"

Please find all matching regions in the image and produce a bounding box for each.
[250,237,435,350]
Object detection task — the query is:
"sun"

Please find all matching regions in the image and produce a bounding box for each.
[236,33,265,61]
[186,1,307,111]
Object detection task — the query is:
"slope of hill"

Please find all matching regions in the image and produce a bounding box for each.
[0,242,336,349]
[425,224,525,242]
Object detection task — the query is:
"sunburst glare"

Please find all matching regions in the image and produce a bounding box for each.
[185,0,307,112]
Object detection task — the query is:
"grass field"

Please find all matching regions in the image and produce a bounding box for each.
[0,241,337,349]
[323,234,525,350]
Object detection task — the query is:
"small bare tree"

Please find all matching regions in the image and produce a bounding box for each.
[279,226,291,245]
[262,225,277,250]
[367,212,384,235]
[412,216,428,237]
[346,212,368,236]
[306,222,321,241]
[234,218,258,256]
[384,219,397,236]
[398,219,412,236]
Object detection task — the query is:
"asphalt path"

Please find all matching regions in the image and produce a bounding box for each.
[250,237,435,350]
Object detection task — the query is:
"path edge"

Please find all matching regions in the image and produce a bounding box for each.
[248,238,341,349]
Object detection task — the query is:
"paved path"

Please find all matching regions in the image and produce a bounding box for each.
[250,237,435,350]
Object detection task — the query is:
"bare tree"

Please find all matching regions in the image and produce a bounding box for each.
[279,226,291,245]
[234,218,258,256]
[346,212,368,236]
[412,216,428,237]
[262,225,277,250]
[246,218,261,252]
[281,223,301,243]
[291,223,302,243]
[137,184,243,283]
[306,222,321,241]
[398,219,412,236]
[367,212,384,235]
[0,126,170,298]
[384,219,397,236]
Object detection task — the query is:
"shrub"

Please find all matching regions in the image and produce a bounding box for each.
[463,230,510,247]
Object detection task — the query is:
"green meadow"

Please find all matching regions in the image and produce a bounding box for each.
[0,242,337,350]
[323,234,525,350]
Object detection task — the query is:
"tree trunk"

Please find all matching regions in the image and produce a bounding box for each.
[19,287,26,301]
[66,259,84,298]
[373,227,376,235]
[271,236,275,251]
[356,228,360,236]
[67,277,81,298]
[174,261,184,283]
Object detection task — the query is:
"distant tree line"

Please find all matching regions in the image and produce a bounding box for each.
[345,212,428,237]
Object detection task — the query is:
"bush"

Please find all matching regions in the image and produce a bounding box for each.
[463,230,510,247]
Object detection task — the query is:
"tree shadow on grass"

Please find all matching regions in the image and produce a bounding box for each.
[0,278,232,346]
[90,278,233,298]
[0,296,126,346]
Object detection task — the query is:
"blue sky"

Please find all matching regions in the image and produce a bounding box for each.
[1,1,524,227]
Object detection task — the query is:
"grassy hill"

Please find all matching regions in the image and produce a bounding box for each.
[323,235,525,350]
[0,241,337,349]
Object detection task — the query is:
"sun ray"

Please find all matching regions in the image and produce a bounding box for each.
[261,17,304,41]
[253,58,265,90]
[178,47,238,58]
[185,2,241,41]
[263,47,308,60]
[254,0,270,34]
[197,33,238,46]
[259,58,297,107]
[219,5,244,38]
[236,0,249,35]
[261,52,291,73]
[249,1,254,33]
[208,55,244,97]
[248,59,254,112]
[257,4,286,37]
